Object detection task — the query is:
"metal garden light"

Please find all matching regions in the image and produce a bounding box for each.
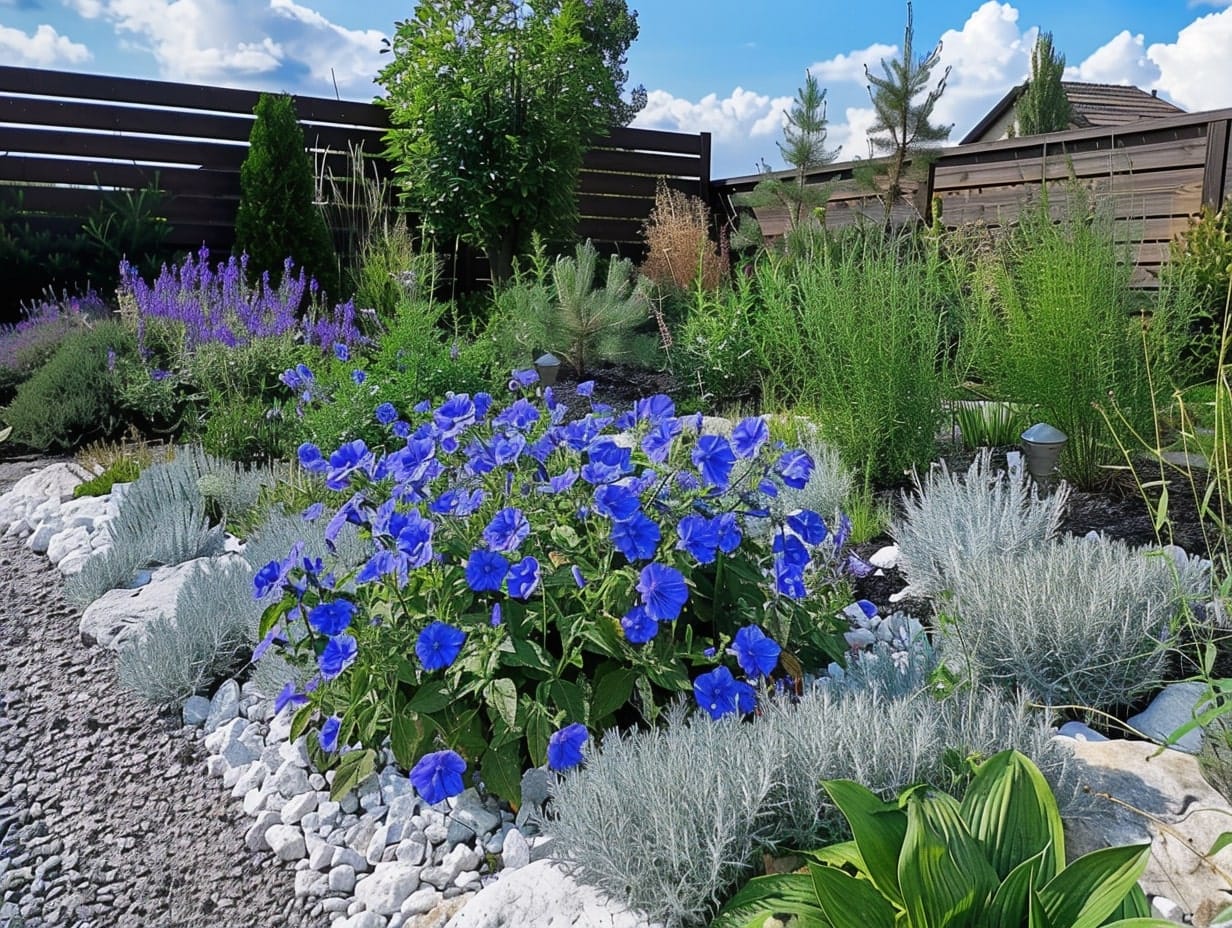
[534,353,561,387]
[1020,422,1068,487]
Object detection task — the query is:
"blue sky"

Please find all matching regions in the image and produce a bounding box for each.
[2,0,1230,177]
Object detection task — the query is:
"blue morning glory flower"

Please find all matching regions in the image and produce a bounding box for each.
[483,507,531,553]
[375,402,398,425]
[416,621,466,671]
[474,392,494,421]
[637,562,688,622]
[611,512,660,562]
[308,599,356,636]
[692,435,736,490]
[507,556,541,599]
[846,553,874,578]
[490,603,502,627]
[621,605,658,644]
[333,343,349,362]
[319,634,358,680]
[731,417,770,458]
[541,468,578,495]
[773,530,811,566]
[274,681,308,715]
[302,502,325,522]
[634,394,675,423]
[774,560,807,599]
[252,626,284,661]
[465,549,509,592]
[434,393,477,437]
[593,483,640,522]
[495,398,540,431]
[509,368,539,390]
[714,512,742,554]
[253,560,284,599]
[677,514,720,565]
[641,418,682,464]
[413,399,431,414]
[731,625,781,678]
[581,439,632,485]
[786,509,828,546]
[576,380,595,397]
[547,723,589,771]
[833,513,852,551]
[319,715,342,752]
[693,665,756,720]
[775,449,814,489]
[409,750,467,805]
[326,439,373,491]
[297,442,328,475]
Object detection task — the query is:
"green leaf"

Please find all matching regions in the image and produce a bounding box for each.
[810,864,896,928]
[1211,832,1232,858]
[590,663,637,721]
[898,790,999,928]
[502,637,554,675]
[961,749,1066,881]
[549,678,588,725]
[711,873,829,928]
[821,779,908,908]
[1108,883,1151,920]
[485,677,520,731]
[329,748,377,802]
[480,742,523,807]
[257,598,290,639]
[803,840,864,871]
[1207,905,1232,928]
[987,850,1047,927]
[407,680,454,714]
[289,703,315,743]
[390,710,436,769]
[1037,843,1151,928]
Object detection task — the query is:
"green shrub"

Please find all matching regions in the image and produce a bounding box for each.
[201,394,299,465]
[73,459,142,498]
[672,274,759,408]
[1164,196,1232,377]
[714,750,1160,928]
[2,321,136,451]
[234,93,338,297]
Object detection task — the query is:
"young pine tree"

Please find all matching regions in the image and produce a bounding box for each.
[737,71,840,236]
[234,93,338,297]
[859,2,952,227]
[1015,32,1072,136]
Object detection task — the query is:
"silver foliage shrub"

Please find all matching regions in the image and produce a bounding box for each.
[891,449,1068,598]
[195,458,277,523]
[546,685,1070,928]
[941,533,1209,711]
[117,559,254,709]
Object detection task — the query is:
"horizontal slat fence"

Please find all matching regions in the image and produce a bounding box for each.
[713,107,1232,287]
[0,65,710,286]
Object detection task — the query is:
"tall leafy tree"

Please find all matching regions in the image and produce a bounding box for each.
[737,71,840,236]
[858,2,952,227]
[377,0,643,284]
[1015,32,1072,136]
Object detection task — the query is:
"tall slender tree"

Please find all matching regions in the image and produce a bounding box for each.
[1015,31,1072,136]
[859,2,952,227]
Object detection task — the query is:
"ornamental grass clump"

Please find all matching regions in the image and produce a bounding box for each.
[257,371,866,802]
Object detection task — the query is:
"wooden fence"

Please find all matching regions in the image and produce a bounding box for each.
[0,65,710,278]
[713,107,1232,287]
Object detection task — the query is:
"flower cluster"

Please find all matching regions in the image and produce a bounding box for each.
[256,369,853,805]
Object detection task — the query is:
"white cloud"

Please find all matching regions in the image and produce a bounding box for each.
[62,0,385,94]
[1147,8,1232,111]
[809,43,897,84]
[1065,30,1159,86]
[0,22,91,65]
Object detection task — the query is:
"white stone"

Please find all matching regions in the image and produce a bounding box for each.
[308,841,334,871]
[333,847,370,874]
[367,822,401,865]
[28,522,59,554]
[336,913,385,928]
[281,791,319,826]
[329,864,357,894]
[269,759,313,798]
[4,462,91,506]
[500,829,530,871]
[354,861,422,916]
[1126,682,1209,754]
[318,800,341,829]
[394,833,427,866]
[868,544,900,569]
[294,869,328,899]
[245,811,282,853]
[401,887,441,917]
[1056,721,1108,743]
[46,525,90,566]
[266,824,308,862]
[445,859,663,928]
[205,679,242,734]
[1151,895,1186,924]
[79,560,198,649]
[843,628,876,650]
[57,552,91,576]
[446,791,500,846]
[243,788,267,817]
[218,738,259,775]
[182,695,211,727]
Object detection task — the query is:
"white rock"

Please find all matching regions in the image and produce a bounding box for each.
[308,841,334,871]
[182,695,211,727]
[355,861,422,916]
[868,544,900,569]
[445,859,663,928]
[394,833,427,866]
[266,824,308,862]
[79,560,198,649]
[204,716,247,755]
[500,829,530,871]
[269,759,313,798]
[330,864,357,894]
[282,791,320,826]
[333,846,370,874]
[205,679,242,734]
[245,811,282,853]
[367,823,401,865]
[1056,721,1108,743]
[401,886,441,916]
[318,800,341,829]
[1126,682,1209,754]
[1150,895,1186,924]
[218,738,259,775]
[46,525,91,566]
[57,552,91,576]
[843,628,876,649]
[230,762,269,799]
[28,522,59,555]
[4,462,91,506]
[294,869,328,899]
[243,788,267,817]
[336,912,385,928]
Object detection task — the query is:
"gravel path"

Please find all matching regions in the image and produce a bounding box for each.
[0,470,315,927]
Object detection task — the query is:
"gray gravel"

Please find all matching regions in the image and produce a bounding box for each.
[0,457,317,928]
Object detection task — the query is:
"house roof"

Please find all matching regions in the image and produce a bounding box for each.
[960,81,1185,144]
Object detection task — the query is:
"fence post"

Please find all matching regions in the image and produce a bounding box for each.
[1202,118,1231,209]
[698,131,712,207]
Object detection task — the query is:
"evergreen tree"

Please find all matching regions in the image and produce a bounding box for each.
[1015,32,1072,136]
[859,2,952,227]
[737,71,840,236]
[234,94,338,297]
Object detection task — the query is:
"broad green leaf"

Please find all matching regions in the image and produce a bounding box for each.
[822,779,908,908]
[1109,883,1151,920]
[550,678,588,725]
[1029,887,1056,928]
[590,664,637,721]
[711,873,829,928]
[257,598,291,639]
[389,710,436,769]
[961,749,1066,880]
[987,850,1047,927]
[1211,832,1232,858]
[329,748,377,802]
[485,677,519,731]
[480,742,522,809]
[1038,843,1150,928]
[289,703,315,742]
[803,840,864,872]
[502,637,554,675]
[1099,921,1186,927]
[1207,905,1232,927]
[406,680,454,714]
[810,863,897,928]
[898,790,999,928]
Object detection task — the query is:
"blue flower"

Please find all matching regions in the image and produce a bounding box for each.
[495,398,540,431]
[541,468,578,495]
[509,368,539,390]
[571,565,587,588]
[274,681,308,715]
[483,507,531,553]
[465,550,509,592]
[376,402,398,425]
[677,514,720,564]
[774,560,807,599]
[693,665,756,720]
[434,393,477,438]
[611,512,660,562]
[253,560,284,598]
[786,509,828,546]
[637,563,688,622]
[641,418,682,464]
[319,715,342,752]
[326,439,373,491]
[593,484,640,522]
[351,369,367,385]
[252,626,284,661]
[715,512,742,554]
[507,556,541,599]
[413,399,431,414]
[833,513,852,551]
[297,442,328,475]
[775,449,814,489]
[581,439,632,485]
[846,553,874,578]
[302,502,325,522]
[409,749,467,805]
[319,634,358,680]
[576,380,595,397]
[634,394,675,423]
[333,342,349,362]
[307,599,356,637]
[621,605,658,643]
[416,621,466,671]
[730,625,781,678]
[773,530,811,566]
[731,417,770,458]
[490,603,502,627]
[547,723,589,771]
[692,435,736,490]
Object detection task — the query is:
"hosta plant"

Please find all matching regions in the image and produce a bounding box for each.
[257,370,859,802]
[714,749,1166,928]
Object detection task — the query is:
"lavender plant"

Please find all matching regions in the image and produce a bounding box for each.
[257,372,863,802]
[0,290,101,402]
